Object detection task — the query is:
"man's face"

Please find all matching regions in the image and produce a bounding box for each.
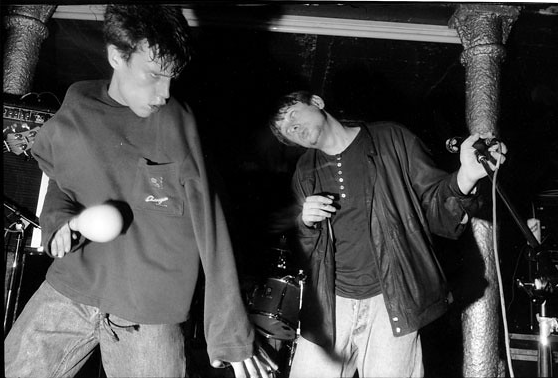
[276,99,327,149]
[108,40,174,118]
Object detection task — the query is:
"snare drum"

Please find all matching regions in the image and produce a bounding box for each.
[249,276,300,340]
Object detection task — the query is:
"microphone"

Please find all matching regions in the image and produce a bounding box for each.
[446,136,500,164]
[445,136,499,154]
[69,204,123,243]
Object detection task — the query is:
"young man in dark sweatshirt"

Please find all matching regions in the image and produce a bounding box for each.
[5,5,274,378]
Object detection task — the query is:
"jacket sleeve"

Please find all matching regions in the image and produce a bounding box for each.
[181,111,255,363]
[291,167,322,261]
[290,160,337,350]
[406,133,481,239]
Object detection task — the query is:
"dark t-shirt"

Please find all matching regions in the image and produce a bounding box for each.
[315,128,381,299]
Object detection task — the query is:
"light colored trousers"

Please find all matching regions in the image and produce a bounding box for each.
[289,294,423,378]
[4,281,186,378]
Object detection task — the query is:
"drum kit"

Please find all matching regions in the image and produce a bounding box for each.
[247,238,306,377]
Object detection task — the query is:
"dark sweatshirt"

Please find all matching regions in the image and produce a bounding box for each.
[31,80,254,362]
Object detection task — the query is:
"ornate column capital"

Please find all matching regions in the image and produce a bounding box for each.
[3,5,57,94]
[449,4,521,134]
[449,4,521,49]
[449,4,521,67]
[4,5,57,39]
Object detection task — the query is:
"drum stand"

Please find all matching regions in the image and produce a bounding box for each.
[285,270,306,376]
[4,200,40,334]
[517,257,558,378]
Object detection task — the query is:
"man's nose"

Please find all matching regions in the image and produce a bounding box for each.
[157,78,171,100]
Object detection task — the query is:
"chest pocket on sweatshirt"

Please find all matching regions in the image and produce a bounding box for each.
[132,158,184,216]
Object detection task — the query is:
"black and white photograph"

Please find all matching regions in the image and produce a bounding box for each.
[3,2,558,377]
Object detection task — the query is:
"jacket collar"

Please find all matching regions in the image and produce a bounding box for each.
[340,120,378,158]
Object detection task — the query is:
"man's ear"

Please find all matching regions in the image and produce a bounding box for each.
[107,44,124,70]
[311,95,325,109]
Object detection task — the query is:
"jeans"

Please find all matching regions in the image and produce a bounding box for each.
[4,281,186,378]
[289,294,423,378]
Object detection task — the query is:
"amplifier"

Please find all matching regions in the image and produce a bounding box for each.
[3,94,58,250]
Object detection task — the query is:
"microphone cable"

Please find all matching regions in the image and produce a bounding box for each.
[487,142,516,378]
[448,135,515,376]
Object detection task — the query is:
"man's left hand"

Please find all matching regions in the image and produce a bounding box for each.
[457,132,507,195]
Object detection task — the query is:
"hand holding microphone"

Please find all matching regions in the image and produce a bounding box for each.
[446,135,500,163]
[50,203,123,258]
[455,133,507,195]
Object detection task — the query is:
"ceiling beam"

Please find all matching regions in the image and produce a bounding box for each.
[52,5,461,44]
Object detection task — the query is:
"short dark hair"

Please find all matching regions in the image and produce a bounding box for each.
[268,91,314,146]
[103,4,192,78]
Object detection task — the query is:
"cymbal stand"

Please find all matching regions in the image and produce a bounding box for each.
[476,155,558,377]
[4,201,40,334]
[286,270,306,375]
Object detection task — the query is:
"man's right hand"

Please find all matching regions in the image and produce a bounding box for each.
[50,220,78,258]
[301,195,337,227]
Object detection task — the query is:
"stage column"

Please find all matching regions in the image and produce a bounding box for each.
[449,4,520,377]
[3,5,57,94]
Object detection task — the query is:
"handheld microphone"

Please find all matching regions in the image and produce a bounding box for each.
[69,204,123,243]
[445,136,499,154]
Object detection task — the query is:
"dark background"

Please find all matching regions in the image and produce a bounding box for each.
[3,3,558,377]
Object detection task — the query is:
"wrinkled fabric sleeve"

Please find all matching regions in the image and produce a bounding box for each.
[291,162,337,349]
[291,168,321,258]
[37,179,84,257]
[181,110,254,363]
[406,133,480,239]
[32,125,83,257]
